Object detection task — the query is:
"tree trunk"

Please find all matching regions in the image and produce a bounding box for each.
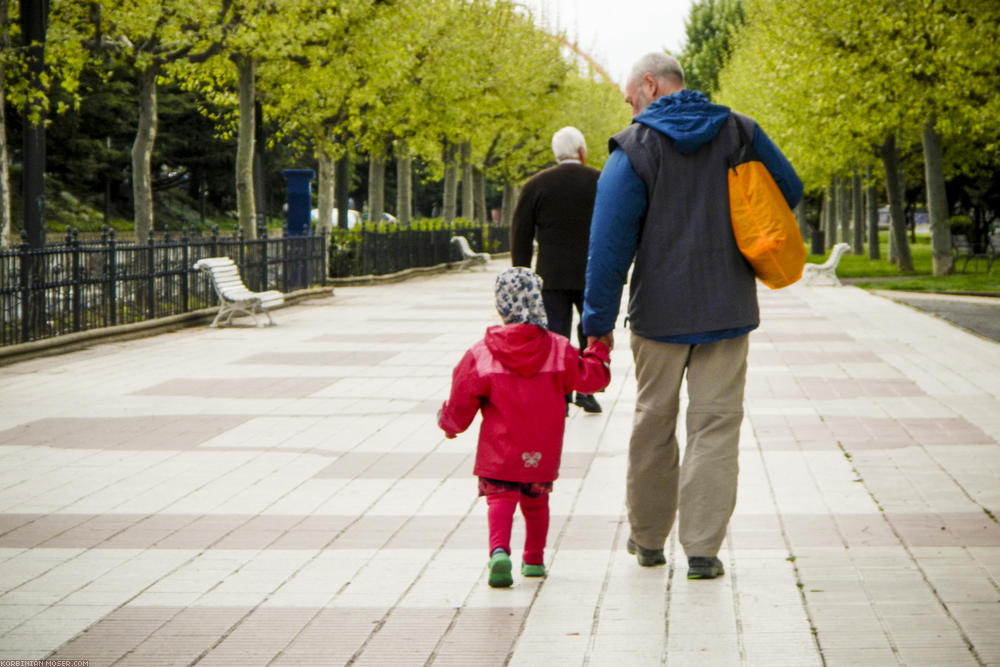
[368,152,385,225]
[794,201,808,241]
[442,142,458,223]
[866,165,880,260]
[821,183,833,250]
[827,178,838,244]
[460,141,474,220]
[880,133,912,271]
[501,181,518,228]
[335,152,350,230]
[0,55,10,247]
[132,68,158,243]
[235,57,257,239]
[922,118,953,275]
[852,171,864,254]
[474,167,487,225]
[837,176,850,248]
[0,0,10,247]
[316,146,335,237]
[396,140,412,225]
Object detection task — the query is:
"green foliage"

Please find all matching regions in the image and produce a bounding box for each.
[13,0,632,241]
[717,0,1000,191]
[677,0,745,97]
[948,215,972,235]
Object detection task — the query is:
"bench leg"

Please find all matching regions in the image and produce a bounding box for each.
[210,307,228,328]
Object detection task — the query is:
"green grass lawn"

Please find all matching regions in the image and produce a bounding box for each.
[810,232,1000,294]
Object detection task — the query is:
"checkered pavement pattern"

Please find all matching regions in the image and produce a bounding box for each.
[1,264,998,666]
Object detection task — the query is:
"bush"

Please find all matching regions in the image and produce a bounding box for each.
[949,215,973,236]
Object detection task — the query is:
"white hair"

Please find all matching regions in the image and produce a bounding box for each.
[628,52,685,88]
[551,126,587,162]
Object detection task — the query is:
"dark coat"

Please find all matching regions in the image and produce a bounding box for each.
[510,162,600,291]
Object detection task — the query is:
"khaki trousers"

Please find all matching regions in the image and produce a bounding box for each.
[627,332,748,557]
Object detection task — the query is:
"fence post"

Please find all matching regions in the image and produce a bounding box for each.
[236,227,245,278]
[107,230,118,327]
[320,229,328,284]
[18,236,31,344]
[71,229,82,332]
[181,229,190,312]
[146,237,156,320]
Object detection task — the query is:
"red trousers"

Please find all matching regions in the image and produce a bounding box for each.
[486,490,549,566]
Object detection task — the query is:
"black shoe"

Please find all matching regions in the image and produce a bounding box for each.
[687,556,725,579]
[574,393,602,413]
[626,537,666,567]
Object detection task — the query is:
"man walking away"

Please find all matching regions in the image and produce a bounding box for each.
[582,53,803,578]
[512,126,603,413]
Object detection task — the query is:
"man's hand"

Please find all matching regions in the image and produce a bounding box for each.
[587,332,615,351]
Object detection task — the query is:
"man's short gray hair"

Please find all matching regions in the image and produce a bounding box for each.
[551,126,587,161]
[628,52,685,88]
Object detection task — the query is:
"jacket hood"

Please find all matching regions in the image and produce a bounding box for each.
[484,323,553,378]
[634,89,731,155]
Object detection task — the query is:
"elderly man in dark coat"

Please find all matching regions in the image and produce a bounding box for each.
[510,126,603,413]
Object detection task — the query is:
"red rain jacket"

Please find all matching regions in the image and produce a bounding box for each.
[438,323,611,483]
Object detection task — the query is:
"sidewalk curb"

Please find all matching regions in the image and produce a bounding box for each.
[0,286,335,366]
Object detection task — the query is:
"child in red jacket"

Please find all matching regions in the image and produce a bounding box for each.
[438,267,611,587]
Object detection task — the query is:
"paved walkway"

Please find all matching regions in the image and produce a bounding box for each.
[0,262,998,666]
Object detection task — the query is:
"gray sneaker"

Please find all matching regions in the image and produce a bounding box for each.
[687,556,725,579]
[626,537,666,567]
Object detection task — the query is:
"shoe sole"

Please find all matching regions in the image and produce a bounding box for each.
[687,561,725,579]
[489,555,513,588]
[626,538,666,567]
[521,564,546,577]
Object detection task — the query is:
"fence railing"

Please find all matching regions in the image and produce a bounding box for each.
[1,222,507,348]
[1,228,327,347]
[328,222,509,278]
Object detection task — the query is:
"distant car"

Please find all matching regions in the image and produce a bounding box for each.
[311,207,362,229]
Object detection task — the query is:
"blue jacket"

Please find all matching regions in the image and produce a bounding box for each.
[582,90,803,343]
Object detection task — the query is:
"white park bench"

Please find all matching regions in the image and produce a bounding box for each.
[450,235,490,270]
[193,257,285,327]
[802,242,851,286]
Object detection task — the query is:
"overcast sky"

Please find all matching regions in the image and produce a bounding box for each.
[518,0,696,86]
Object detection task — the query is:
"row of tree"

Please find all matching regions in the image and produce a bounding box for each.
[680,0,1000,275]
[1,0,629,246]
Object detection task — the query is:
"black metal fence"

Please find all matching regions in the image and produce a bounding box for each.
[329,222,509,278]
[1,228,327,347]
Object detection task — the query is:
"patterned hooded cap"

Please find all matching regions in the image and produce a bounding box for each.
[495,267,548,328]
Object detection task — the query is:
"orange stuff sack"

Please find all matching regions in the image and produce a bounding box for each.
[727,119,805,289]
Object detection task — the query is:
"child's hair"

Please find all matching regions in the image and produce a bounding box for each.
[495,267,548,328]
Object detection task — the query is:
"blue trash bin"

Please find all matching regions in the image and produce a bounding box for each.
[282,169,315,237]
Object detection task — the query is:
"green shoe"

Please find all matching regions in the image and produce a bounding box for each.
[521,562,546,577]
[488,550,513,588]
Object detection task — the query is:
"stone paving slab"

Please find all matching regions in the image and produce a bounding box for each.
[0,262,998,666]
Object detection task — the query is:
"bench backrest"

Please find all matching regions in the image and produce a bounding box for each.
[817,242,850,270]
[193,257,253,300]
[451,236,475,254]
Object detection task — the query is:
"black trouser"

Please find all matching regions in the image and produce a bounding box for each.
[542,288,586,352]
